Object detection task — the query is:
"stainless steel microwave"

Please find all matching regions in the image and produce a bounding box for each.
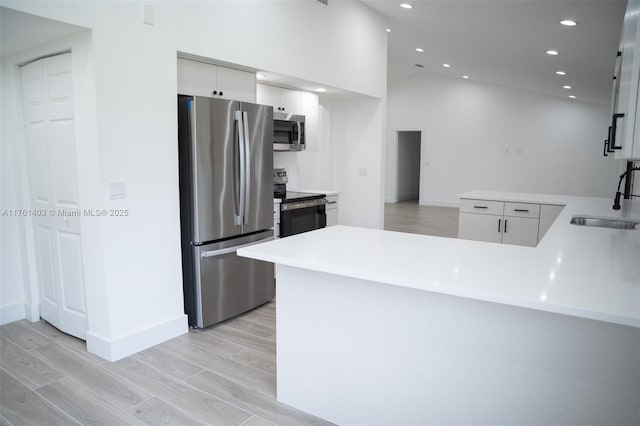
[273,112,305,151]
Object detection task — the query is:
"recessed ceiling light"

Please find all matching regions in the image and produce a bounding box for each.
[386,28,391,33]
[416,48,424,53]
[400,3,413,9]
[462,75,469,79]
[315,88,327,92]
[256,73,266,79]
[569,95,576,99]
[560,19,578,26]
[442,63,451,68]
[415,64,424,68]
[562,85,572,89]
[556,71,566,76]
[546,50,559,56]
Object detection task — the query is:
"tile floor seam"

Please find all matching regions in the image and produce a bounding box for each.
[165,345,277,400]
[107,353,255,423]
[129,394,226,426]
[49,374,148,423]
[1,367,83,426]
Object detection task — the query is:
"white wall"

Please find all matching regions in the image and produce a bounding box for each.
[326,96,386,228]
[0,61,27,323]
[386,73,623,206]
[396,131,421,201]
[275,103,334,191]
[1,1,387,360]
[1,31,112,334]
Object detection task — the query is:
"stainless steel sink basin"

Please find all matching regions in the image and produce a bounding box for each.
[570,215,640,230]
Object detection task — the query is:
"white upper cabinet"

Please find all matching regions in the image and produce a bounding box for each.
[610,0,640,159]
[257,83,319,151]
[177,58,256,103]
[257,84,303,114]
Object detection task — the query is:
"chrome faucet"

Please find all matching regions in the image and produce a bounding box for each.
[613,164,640,210]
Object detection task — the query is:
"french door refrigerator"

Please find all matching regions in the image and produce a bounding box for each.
[178,95,275,328]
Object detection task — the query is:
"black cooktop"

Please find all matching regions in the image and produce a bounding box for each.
[276,191,326,203]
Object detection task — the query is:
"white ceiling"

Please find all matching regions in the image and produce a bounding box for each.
[362,0,627,105]
[0,7,87,58]
[1,2,626,104]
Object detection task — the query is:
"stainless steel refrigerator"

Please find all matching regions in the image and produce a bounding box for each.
[178,95,275,328]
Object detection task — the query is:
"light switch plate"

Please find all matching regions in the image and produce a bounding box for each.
[108,181,126,200]
[359,167,368,176]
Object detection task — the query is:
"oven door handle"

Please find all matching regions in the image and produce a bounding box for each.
[281,198,327,211]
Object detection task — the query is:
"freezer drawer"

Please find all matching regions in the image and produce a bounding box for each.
[193,230,275,328]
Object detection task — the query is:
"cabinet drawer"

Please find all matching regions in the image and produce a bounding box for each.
[459,199,504,215]
[504,202,540,219]
[326,195,339,210]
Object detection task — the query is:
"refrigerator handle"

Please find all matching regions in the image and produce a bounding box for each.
[242,111,251,224]
[200,236,275,258]
[235,110,246,226]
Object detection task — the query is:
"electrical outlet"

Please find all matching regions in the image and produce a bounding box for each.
[108,181,126,200]
[359,167,368,176]
[143,4,154,25]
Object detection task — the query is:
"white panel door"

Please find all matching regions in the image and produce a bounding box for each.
[20,53,88,340]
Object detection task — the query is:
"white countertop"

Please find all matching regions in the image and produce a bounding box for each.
[240,192,640,328]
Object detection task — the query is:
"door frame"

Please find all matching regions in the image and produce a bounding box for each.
[389,128,426,204]
[4,31,101,338]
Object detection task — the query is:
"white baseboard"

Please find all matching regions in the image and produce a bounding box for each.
[25,303,40,322]
[86,314,188,362]
[0,303,25,325]
[419,199,460,208]
[396,194,419,202]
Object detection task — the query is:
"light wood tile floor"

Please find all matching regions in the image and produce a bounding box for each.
[384,198,459,238]
[0,301,332,426]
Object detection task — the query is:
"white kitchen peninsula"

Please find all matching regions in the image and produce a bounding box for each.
[238,193,640,426]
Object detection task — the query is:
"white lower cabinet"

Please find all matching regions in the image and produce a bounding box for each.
[458,199,541,247]
[458,212,503,243]
[500,216,539,247]
[325,194,339,227]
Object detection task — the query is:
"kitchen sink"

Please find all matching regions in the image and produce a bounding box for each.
[570,215,640,230]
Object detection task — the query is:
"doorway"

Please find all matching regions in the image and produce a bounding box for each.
[20,52,88,340]
[396,130,421,202]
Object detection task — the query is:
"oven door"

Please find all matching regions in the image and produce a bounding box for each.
[280,198,327,237]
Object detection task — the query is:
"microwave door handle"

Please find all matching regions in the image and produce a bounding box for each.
[291,122,298,146]
[235,110,246,226]
[242,111,251,224]
[297,122,302,148]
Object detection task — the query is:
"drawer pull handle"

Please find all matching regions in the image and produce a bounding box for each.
[498,219,501,232]
[514,209,529,212]
[504,219,508,233]
[610,113,625,150]
[474,206,488,209]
